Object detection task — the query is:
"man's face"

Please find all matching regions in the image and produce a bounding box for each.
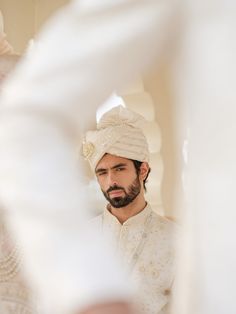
[95,154,141,208]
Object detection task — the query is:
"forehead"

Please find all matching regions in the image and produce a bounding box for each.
[96,154,133,169]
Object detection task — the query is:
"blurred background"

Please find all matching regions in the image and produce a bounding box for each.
[0,0,182,220]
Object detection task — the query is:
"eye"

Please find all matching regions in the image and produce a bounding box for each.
[97,171,107,177]
[116,167,125,172]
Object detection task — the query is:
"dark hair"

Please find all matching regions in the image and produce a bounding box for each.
[131,160,151,192]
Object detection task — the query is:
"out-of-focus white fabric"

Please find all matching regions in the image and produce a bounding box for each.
[2,0,236,313]
[171,1,236,314]
[0,13,36,314]
[0,0,178,313]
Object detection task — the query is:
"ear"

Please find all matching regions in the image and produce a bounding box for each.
[139,162,150,180]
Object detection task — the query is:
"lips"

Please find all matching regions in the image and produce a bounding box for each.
[109,190,124,197]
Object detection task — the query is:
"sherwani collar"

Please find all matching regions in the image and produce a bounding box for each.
[103,203,152,227]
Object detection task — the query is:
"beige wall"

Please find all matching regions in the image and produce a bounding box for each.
[0,0,34,53]
[0,0,68,53]
[144,65,180,218]
[34,0,69,31]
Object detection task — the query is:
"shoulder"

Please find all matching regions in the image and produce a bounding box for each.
[151,211,177,229]
[150,211,179,243]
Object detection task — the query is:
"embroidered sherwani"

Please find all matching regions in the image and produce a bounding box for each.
[93,204,176,314]
[0,0,177,312]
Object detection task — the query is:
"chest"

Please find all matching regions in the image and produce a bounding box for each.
[111,225,173,283]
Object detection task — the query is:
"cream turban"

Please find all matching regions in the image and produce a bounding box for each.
[82,105,150,170]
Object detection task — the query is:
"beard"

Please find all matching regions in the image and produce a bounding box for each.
[102,176,141,208]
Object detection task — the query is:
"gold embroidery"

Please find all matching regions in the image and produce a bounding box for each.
[82,141,95,159]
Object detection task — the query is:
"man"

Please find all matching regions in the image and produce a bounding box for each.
[0,1,176,313]
[83,105,176,314]
[1,0,235,313]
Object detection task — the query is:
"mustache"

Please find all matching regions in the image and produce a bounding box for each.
[106,185,125,194]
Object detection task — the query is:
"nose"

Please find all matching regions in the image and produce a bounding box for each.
[107,171,118,187]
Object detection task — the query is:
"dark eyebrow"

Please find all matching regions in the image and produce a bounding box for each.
[95,167,107,174]
[95,163,127,174]
[111,163,127,170]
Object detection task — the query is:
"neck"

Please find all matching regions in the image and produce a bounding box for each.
[108,194,147,224]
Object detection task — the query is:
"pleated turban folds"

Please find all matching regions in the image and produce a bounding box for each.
[82,105,149,170]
